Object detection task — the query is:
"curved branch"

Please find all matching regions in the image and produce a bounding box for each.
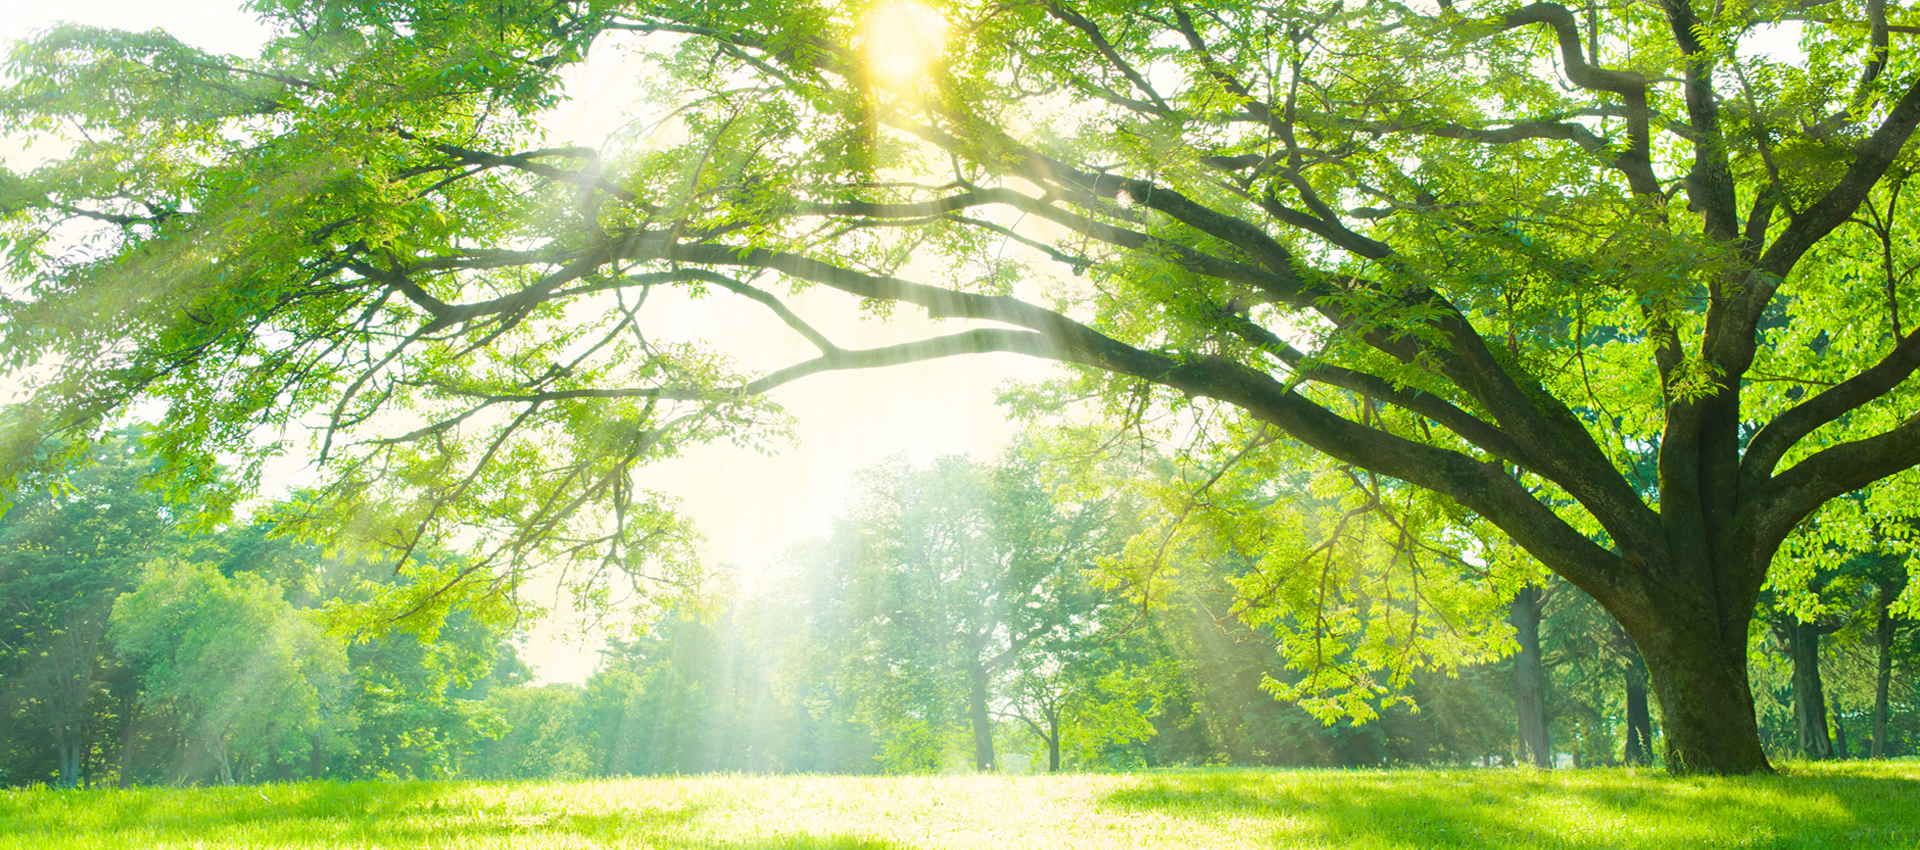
[1759,77,1920,278]
[1216,314,1532,465]
[670,269,842,355]
[743,328,1067,394]
[1743,413,1920,555]
[1046,2,1172,115]
[792,187,1032,219]
[1741,326,1920,490]
[403,133,654,211]
[1499,4,1647,96]
[1112,350,1629,603]
[1498,3,1659,197]
[1659,0,1740,243]
[1348,115,1613,154]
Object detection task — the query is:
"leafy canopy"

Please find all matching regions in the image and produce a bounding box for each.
[4,0,1920,771]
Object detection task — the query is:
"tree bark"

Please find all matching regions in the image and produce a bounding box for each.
[54,740,80,790]
[967,663,995,771]
[1873,576,1903,759]
[1832,691,1849,760]
[1046,711,1061,773]
[116,688,139,788]
[1790,621,1834,760]
[1875,605,1895,759]
[216,744,234,786]
[310,732,329,779]
[1624,649,1654,766]
[1634,602,1772,774]
[1510,586,1552,768]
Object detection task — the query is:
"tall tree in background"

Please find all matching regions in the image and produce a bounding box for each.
[109,559,348,784]
[1763,505,1920,760]
[1533,578,1660,766]
[1870,567,1911,758]
[1510,585,1552,768]
[1781,612,1846,759]
[7,0,1920,772]
[0,433,171,787]
[1003,615,1170,772]
[841,455,1114,770]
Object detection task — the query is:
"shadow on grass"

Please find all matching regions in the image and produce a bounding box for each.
[1099,763,1920,849]
[0,780,909,849]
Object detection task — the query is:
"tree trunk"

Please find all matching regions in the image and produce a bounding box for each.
[1875,604,1895,759]
[1046,711,1061,773]
[967,664,994,771]
[1510,586,1551,768]
[55,740,80,790]
[310,732,329,779]
[50,719,83,790]
[1631,601,1772,775]
[1624,648,1653,766]
[116,689,139,788]
[1790,621,1834,760]
[1831,692,1849,760]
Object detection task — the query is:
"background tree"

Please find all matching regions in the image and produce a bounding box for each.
[1868,564,1913,758]
[1003,617,1172,772]
[339,602,517,780]
[576,617,727,776]
[1510,585,1552,768]
[843,455,1116,770]
[1761,499,1920,759]
[1536,578,1660,767]
[0,432,172,787]
[109,559,349,784]
[468,683,590,780]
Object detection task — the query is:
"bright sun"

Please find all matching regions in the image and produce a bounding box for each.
[861,0,948,91]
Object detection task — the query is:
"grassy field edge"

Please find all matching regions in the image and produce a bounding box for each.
[5,761,1920,849]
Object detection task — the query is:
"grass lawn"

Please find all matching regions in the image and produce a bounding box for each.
[4,760,1918,849]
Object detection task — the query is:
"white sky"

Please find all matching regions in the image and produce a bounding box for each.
[0,1,1058,682]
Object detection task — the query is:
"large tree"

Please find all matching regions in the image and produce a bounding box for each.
[832,455,1112,771]
[109,558,348,785]
[3,0,1919,773]
[0,432,171,787]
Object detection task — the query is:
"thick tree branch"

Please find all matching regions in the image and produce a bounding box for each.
[1498,3,1660,197]
[1660,0,1741,243]
[991,155,1659,553]
[1744,414,1920,556]
[1760,77,1920,279]
[1142,353,1630,602]
[1215,313,1532,465]
[1046,2,1173,115]
[1741,326,1920,490]
[1710,76,1920,405]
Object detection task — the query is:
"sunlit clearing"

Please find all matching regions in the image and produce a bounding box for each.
[861,0,947,92]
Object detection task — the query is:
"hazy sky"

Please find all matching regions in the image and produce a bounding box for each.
[0,1,1060,682]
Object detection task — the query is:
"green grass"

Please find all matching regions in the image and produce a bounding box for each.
[5,761,1919,849]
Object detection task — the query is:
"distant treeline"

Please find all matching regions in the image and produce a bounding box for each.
[3,435,1916,787]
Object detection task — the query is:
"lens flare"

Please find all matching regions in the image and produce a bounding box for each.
[861,0,947,91]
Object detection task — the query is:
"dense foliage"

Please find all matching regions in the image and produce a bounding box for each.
[0,434,521,786]
[4,439,1914,787]
[7,0,1920,774]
